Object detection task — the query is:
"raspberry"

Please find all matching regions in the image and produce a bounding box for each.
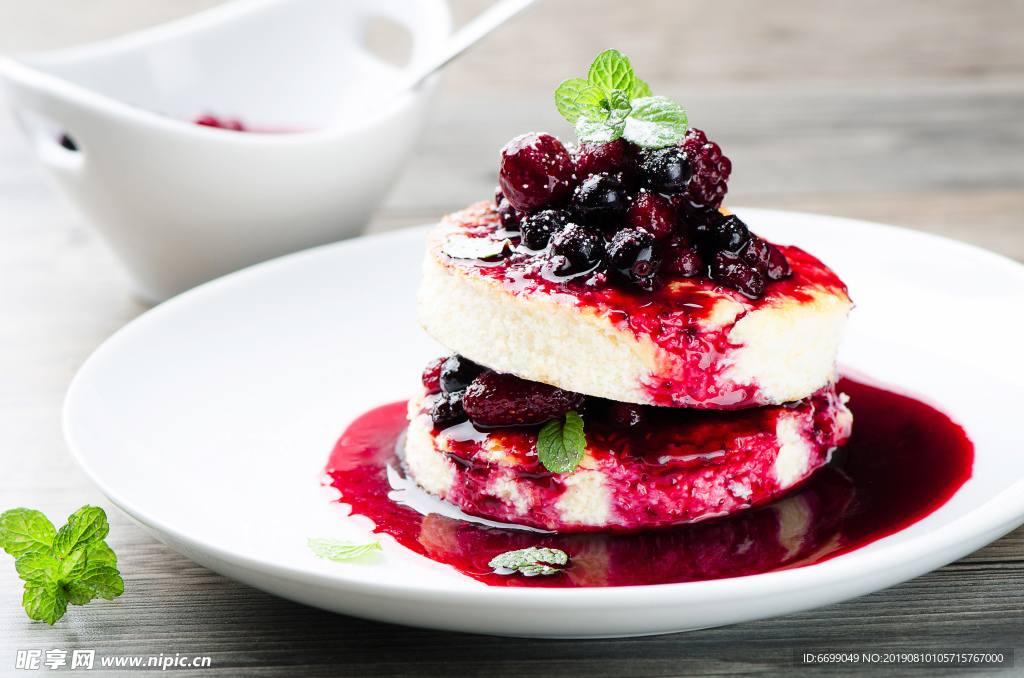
[421,357,447,395]
[439,355,488,394]
[570,173,629,230]
[462,371,586,427]
[607,228,661,288]
[574,139,637,188]
[499,133,576,212]
[626,191,678,243]
[678,128,731,209]
[549,224,604,275]
[662,244,703,277]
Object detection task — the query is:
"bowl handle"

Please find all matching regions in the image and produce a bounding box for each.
[351,0,452,75]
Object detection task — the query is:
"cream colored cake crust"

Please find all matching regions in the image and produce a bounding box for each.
[418,203,852,409]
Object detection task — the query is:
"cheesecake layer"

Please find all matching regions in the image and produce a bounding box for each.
[418,203,852,409]
[404,383,853,533]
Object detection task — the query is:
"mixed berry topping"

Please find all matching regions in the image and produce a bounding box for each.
[482,129,789,299]
[426,356,665,433]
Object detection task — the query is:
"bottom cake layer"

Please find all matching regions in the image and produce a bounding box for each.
[404,384,853,533]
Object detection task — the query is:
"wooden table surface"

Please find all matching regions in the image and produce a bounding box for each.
[1,1,1023,675]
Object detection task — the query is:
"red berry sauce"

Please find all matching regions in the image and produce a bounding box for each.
[324,376,973,588]
[434,204,849,408]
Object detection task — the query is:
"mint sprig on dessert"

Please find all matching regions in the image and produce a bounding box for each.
[0,506,124,625]
[307,538,382,561]
[555,49,687,148]
[489,547,568,576]
[537,411,586,474]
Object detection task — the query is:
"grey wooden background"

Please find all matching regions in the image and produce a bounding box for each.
[0,0,1022,676]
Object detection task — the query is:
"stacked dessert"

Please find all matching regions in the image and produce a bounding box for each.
[404,51,853,533]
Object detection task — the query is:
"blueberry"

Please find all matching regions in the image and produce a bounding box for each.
[711,215,750,253]
[431,391,467,429]
[638,146,692,192]
[439,355,487,393]
[549,224,604,275]
[570,173,629,229]
[607,228,662,287]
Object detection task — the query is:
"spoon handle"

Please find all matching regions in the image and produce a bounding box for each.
[403,0,538,90]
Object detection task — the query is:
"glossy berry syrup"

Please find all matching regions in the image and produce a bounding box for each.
[324,376,972,588]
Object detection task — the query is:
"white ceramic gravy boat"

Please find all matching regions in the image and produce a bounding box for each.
[0,0,452,302]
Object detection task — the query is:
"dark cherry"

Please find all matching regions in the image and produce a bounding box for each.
[607,228,662,287]
[606,402,646,429]
[679,128,732,209]
[711,252,765,299]
[638,146,692,193]
[520,210,570,250]
[431,391,467,429]
[766,244,793,280]
[462,371,586,428]
[712,215,750,254]
[549,224,604,275]
[494,186,504,206]
[662,244,704,277]
[570,173,629,229]
[439,355,488,394]
[496,198,522,231]
[421,357,447,395]
[626,191,678,243]
[574,139,637,188]
[498,133,576,212]
[742,235,772,274]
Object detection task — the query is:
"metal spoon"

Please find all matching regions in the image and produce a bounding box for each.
[401,0,538,90]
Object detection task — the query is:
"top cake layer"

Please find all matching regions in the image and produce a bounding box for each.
[418,203,852,409]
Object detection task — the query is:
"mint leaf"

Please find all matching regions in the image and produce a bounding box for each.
[52,505,108,559]
[587,49,635,95]
[631,77,652,99]
[554,78,590,123]
[308,538,382,561]
[575,118,622,144]
[75,561,124,600]
[572,85,608,122]
[15,551,59,584]
[84,541,117,568]
[606,89,633,128]
[442,235,512,260]
[23,584,68,626]
[537,411,586,474]
[2,505,122,625]
[0,508,55,557]
[57,547,88,583]
[489,547,568,576]
[623,96,689,147]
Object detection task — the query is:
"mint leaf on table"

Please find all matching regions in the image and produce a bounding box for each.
[308,538,382,561]
[489,547,568,576]
[537,411,586,474]
[554,49,688,149]
[0,506,124,625]
[442,235,513,260]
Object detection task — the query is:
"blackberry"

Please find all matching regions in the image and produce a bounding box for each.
[431,391,467,429]
[678,128,731,209]
[607,228,661,288]
[520,209,570,250]
[570,173,629,230]
[711,215,750,254]
[439,355,488,393]
[549,224,604,275]
[499,133,576,212]
[638,146,692,193]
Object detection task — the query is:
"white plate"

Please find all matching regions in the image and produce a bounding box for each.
[64,208,1024,638]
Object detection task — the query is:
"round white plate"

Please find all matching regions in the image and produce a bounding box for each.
[64,208,1024,638]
